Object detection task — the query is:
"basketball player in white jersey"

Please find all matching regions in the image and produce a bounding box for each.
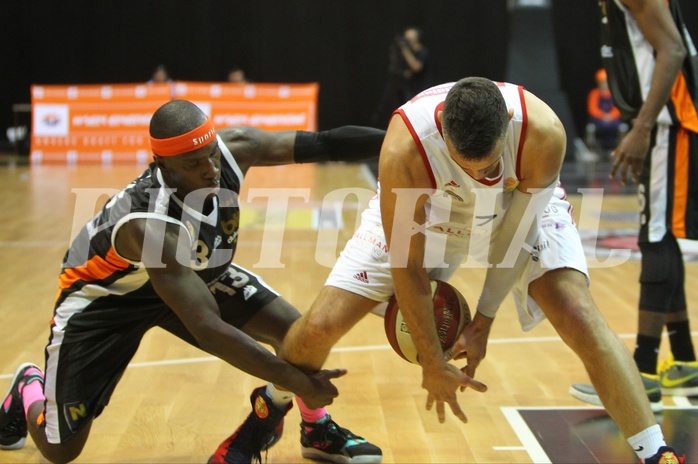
[257,77,681,463]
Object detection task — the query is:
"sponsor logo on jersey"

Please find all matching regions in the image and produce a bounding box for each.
[243,285,257,301]
[353,271,369,283]
[444,190,464,202]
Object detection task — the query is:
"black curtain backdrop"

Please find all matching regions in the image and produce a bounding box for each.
[2,0,697,144]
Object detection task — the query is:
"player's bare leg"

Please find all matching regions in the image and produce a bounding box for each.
[26,401,92,464]
[211,287,384,464]
[530,268,656,437]
[279,286,379,373]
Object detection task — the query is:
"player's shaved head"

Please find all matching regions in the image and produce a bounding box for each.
[149,100,208,139]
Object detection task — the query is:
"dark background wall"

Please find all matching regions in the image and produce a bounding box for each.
[2,0,697,146]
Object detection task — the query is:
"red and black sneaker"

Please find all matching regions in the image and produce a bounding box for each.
[208,386,292,464]
[643,446,685,464]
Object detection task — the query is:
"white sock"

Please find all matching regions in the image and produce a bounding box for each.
[627,424,665,461]
[265,383,294,408]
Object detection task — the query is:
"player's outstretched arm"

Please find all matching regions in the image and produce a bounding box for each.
[116,218,347,406]
[217,125,385,173]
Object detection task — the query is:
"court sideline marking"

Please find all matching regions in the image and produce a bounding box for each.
[3,331,696,379]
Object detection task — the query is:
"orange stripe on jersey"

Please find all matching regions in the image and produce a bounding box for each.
[671,74,698,132]
[58,247,131,291]
[672,127,689,239]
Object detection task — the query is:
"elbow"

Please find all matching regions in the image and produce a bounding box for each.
[669,41,687,67]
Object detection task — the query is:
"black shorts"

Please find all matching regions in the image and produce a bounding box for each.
[42,263,278,444]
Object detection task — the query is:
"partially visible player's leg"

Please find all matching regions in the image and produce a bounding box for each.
[4,296,155,463]
[636,234,682,372]
[205,263,383,463]
[280,286,379,372]
[531,269,669,461]
[27,408,93,464]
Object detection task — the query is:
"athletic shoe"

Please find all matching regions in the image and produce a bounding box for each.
[643,446,685,464]
[0,363,44,450]
[300,414,382,463]
[208,386,292,464]
[658,359,698,396]
[569,373,663,412]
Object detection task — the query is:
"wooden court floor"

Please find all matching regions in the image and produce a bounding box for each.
[0,161,696,463]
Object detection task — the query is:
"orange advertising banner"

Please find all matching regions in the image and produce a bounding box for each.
[30,82,319,165]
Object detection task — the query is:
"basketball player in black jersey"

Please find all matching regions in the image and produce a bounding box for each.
[569,1,697,462]
[0,99,385,463]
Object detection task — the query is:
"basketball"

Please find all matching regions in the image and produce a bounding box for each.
[384,280,471,364]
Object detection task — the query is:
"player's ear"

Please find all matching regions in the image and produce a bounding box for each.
[153,154,167,171]
[508,108,514,120]
[437,110,443,123]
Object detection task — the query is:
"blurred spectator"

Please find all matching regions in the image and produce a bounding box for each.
[371,26,434,127]
[227,67,249,83]
[148,65,172,84]
[585,68,627,151]
[396,27,433,101]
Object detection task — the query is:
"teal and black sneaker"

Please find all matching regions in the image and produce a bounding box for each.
[0,363,44,450]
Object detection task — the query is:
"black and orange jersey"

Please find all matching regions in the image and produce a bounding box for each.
[599,0,698,131]
[55,137,243,309]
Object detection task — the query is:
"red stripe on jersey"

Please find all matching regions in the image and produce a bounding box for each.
[515,85,528,180]
[394,108,437,190]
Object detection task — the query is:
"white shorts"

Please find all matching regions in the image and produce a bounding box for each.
[326,193,589,331]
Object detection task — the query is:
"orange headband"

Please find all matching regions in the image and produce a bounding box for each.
[149,118,217,156]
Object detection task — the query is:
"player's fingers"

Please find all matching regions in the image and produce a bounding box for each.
[448,337,467,360]
[460,364,477,392]
[616,161,627,185]
[460,369,487,393]
[322,368,348,379]
[609,151,620,178]
[631,162,642,183]
[448,400,467,424]
[463,377,487,393]
[426,394,435,411]
[436,400,446,423]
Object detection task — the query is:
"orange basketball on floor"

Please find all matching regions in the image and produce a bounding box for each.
[384,280,471,364]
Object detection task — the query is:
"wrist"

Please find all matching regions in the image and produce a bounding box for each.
[631,119,653,134]
[420,356,449,371]
[473,311,495,330]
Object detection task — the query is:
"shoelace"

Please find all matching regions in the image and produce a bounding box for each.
[315,419,365,444]
[657,354,675,377]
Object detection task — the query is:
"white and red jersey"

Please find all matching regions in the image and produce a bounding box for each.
[329,81,586,330]
[367,81,565,268]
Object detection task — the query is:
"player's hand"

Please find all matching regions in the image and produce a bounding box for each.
[450,312,492,372]
[609,124,650,185]
[298,368,348,410]
[422,361,487,424]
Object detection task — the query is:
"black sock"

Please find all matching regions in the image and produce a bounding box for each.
[666,320,697,362]
[634,334,661,374]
